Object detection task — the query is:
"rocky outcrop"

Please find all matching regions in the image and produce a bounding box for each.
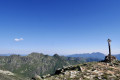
[55,65,81,75]
[0,69,29,80]
[102,55,117,63]
[0,70,14,76]
[32,75,42,80]
[40,65,82,79]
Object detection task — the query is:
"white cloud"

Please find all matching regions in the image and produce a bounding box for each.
[14,38,24,42]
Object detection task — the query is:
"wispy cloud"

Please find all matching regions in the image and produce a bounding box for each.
[14,38,24,42]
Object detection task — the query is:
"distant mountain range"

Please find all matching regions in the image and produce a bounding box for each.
[0,54,12,56]
[114,54,120,60]
[0,53,27,56]
[67,52,120,61]
[1,52,120,61]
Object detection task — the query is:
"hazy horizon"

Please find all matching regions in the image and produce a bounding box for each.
[1,51,120,56]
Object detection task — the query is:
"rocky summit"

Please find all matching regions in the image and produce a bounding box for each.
[35,61,120,80]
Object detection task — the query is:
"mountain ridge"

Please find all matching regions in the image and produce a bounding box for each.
[0,52,85,79]
[67,52,120,61]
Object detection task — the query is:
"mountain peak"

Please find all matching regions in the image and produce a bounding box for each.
[28,52,44,57]
[53,54,59,57]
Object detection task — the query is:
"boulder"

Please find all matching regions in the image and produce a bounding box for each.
[104,55,117,63]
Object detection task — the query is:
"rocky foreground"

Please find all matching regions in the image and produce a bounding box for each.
[34,61,120,80]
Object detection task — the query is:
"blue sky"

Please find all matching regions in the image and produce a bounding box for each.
[0,0,120,55]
